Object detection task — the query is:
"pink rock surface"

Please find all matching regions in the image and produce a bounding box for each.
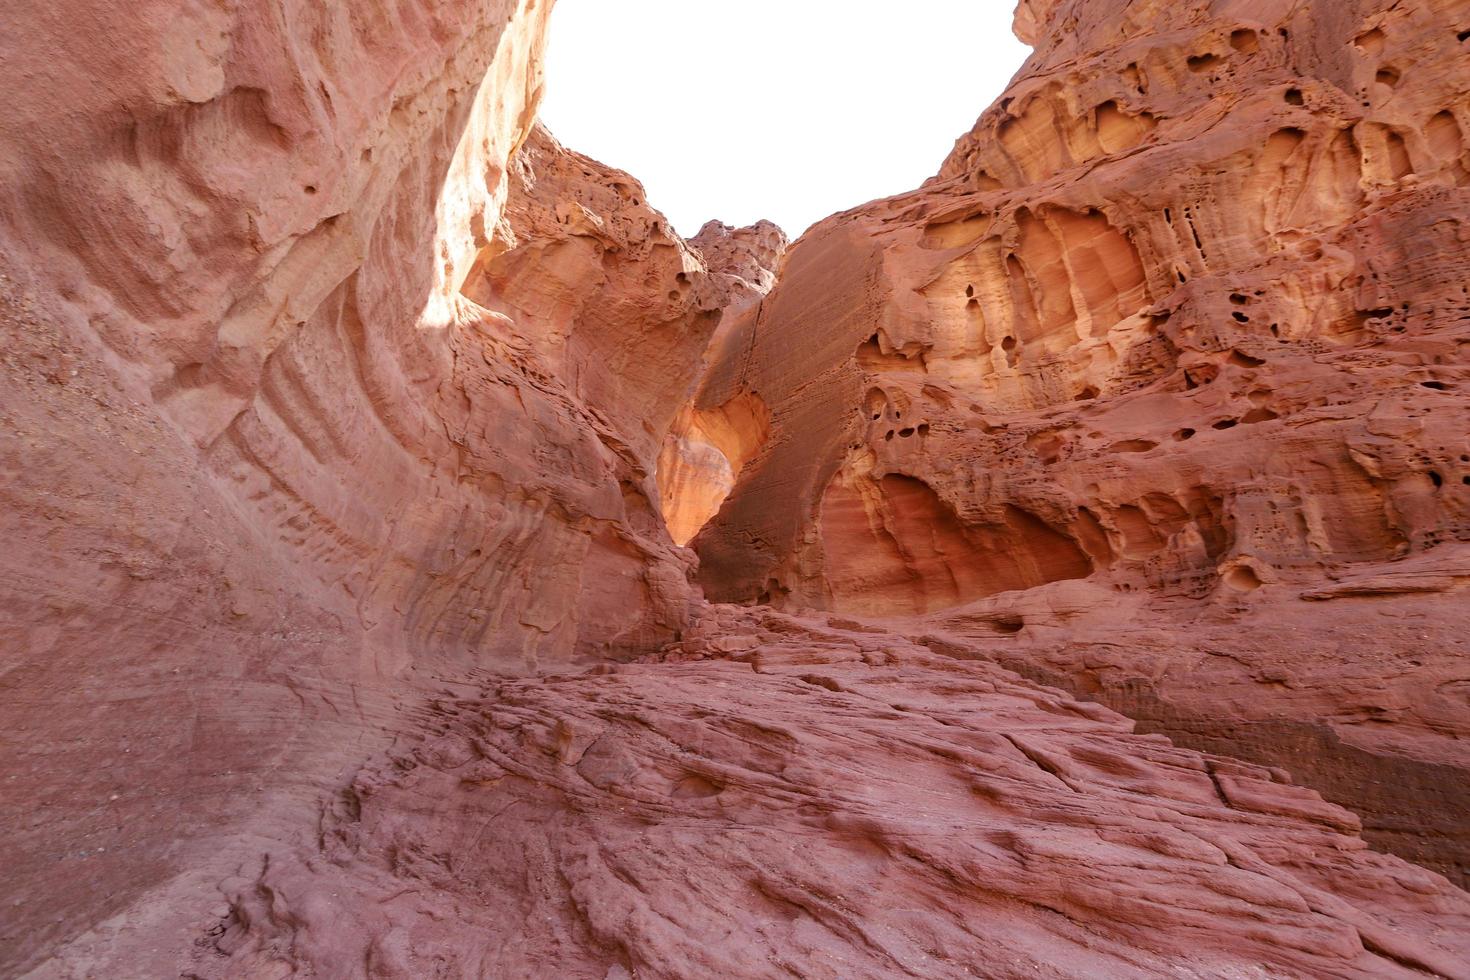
[693,0,1470,888]
[200,610,1470,979]
[2,0,1469,975]
[0,2,721,970]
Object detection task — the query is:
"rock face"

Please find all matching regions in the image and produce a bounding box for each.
[695,0,1470,888]
[2,0,1469,976]
[0,3,748,972]
[657,220,789,546]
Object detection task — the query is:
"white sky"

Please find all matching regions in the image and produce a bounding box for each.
[539,1,1030,240]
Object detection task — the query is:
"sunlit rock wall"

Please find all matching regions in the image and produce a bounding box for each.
[694,0,1470,885]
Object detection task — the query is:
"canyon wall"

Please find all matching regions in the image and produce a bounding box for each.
[0,1,779,971]
[3,0,1470,976]
[695,0,1470,886]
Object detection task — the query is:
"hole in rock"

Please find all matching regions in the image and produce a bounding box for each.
[1230,29,1259,53]
[1229,350,1267,368]
[1213,419,1240,431]
[1000,334,1021,369]
[1356,28,1387,54]
[1285,87,1306,105]
[858,332,929,373]
[1111,439,1159,454]
[1430,471,1444,488]
[989,616,1026,635]
[1175,428,1197,441]
[1184,364,1220,388]
[819,474,1093,616]
[1224,566,1264,592]
[657,392,772,546]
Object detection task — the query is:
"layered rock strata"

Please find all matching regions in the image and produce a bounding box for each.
[694,0,1470,888]
[202,608,1470,979]
[2,0,1469,976]
[0,3,772,971]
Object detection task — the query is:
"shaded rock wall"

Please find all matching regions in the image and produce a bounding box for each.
[694,0,1470,885]
[0,2,763,972]
[657,220,788,545]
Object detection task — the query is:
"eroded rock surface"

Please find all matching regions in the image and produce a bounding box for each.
[657,220,789,545]
[694,0,1470,887]
[201,609,1470,979]
[3,0,1470,976]
[0,2,735,971]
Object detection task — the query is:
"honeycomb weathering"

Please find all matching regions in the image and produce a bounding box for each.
[2,0,1469,976]
[696,0,1470,895]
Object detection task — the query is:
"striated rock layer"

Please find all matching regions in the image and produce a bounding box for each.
[695,0,1470,888]
[0,2,775,972]
[2,0,1469,977]
[204,609,1470,979]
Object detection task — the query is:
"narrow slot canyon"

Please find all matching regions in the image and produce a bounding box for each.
[4,0,1470,977]
[657,389,772,547]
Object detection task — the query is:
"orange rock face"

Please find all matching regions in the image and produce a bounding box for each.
[695,0,1470,888]
[657,220,787,546]
[2,0,1469,976]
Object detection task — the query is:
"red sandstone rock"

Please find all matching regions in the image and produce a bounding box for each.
[0,3,720,971]
[199,610,1470,979]
[693,0,1470,888]
[658,220,788,545]
[2,0,1469,975]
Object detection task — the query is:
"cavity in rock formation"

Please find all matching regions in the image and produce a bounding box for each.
[1,0,1468,977]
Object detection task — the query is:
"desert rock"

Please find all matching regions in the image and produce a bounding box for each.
[2,0,1469,975]
[693,0,1470,890]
